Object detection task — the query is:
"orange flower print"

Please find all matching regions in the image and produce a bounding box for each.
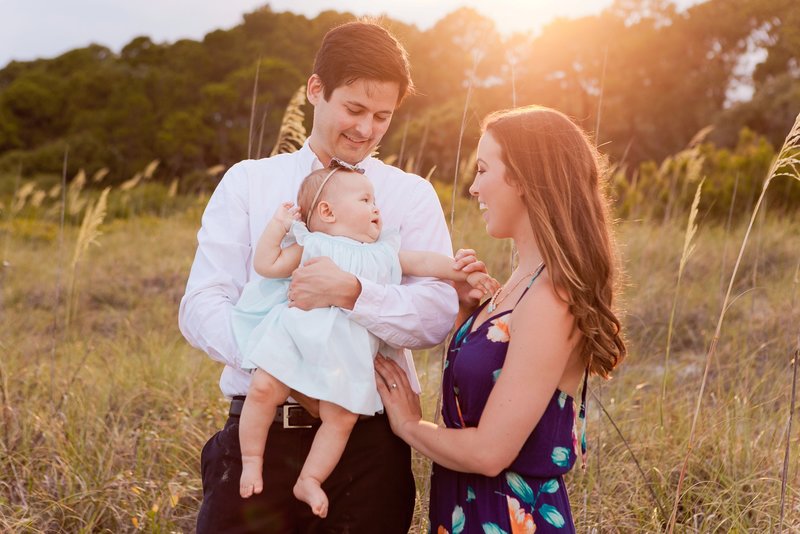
[437,526,449,534]
[506,495,536,534]
[486,316,511,343]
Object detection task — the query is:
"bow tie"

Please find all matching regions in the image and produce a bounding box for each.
[329,157,366,174]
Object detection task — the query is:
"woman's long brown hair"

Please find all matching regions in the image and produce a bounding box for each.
[483,106,626,378]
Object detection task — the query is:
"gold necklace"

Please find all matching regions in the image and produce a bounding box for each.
[487,262,544,313]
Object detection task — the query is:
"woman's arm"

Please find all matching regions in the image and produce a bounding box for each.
[376,278,577,476]
[253,202,303,278]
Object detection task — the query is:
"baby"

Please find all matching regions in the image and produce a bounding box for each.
[231,161,497,517]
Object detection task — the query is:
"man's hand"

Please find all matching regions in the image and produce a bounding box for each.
[288,256,362,310]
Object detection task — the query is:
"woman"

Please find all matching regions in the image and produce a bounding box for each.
[375,105,626,533]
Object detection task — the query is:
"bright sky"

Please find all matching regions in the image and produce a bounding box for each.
[0,0,632,68]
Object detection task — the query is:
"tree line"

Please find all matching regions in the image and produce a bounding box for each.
[0,0,797,201]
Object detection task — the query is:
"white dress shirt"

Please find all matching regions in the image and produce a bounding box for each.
[178,141,459,397]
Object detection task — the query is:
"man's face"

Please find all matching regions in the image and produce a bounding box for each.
[307,75,399,166]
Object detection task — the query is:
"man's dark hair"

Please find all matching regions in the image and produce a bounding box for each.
[313,20,415,104]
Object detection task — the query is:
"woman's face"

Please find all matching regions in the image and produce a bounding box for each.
[469,132,526,239]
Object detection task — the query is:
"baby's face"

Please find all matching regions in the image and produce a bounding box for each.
[328,172,382,243]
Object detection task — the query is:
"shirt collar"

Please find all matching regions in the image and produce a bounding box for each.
[297,139,373,174]
[297,140,323,173]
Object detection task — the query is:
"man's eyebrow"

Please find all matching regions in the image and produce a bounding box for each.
[345,100,393,115]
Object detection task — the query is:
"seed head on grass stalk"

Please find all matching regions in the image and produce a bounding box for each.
[66,187,110,328]
[91,167,109,183]
[119,172,142,192]
[660,177,704,427]
[271,85,308,157]
[12,181,35,213]
[66,169,87,217]
[143,159,160,180]
[667,111,800,533]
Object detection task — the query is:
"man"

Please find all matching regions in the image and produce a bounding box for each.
[179,20,459,533]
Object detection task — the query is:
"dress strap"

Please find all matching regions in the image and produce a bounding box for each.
[578,367,589,470]
[513,263,546,307]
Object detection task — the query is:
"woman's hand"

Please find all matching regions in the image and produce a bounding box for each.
[375,355,422,439]
[466,271,500,299]
[452,248,492,306]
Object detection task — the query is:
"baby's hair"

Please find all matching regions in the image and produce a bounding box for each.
[297,168,333,227]
[297,168,358,228]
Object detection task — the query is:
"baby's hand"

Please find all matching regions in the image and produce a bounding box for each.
[466,271,501,298]
[272,202,301,232]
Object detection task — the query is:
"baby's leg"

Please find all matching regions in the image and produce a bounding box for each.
[239,369,290,498]
[293,401,358,518]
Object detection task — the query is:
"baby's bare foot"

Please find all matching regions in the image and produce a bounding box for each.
[240,457,264,499]
[293,477,329,518]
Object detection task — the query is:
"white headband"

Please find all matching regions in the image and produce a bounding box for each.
[306,168,340,226]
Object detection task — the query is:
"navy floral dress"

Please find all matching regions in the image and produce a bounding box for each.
[429,267,587,534]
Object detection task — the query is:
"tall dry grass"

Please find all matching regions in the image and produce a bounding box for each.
[0,187,798,532]
[667,112,800,533]
[0,99,798,532]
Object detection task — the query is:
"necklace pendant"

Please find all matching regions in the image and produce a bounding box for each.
[487,287,502,313]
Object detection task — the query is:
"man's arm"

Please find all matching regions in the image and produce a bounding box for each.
[178,163,251,368]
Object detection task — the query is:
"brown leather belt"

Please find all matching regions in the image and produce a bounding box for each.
[228,396,376,429]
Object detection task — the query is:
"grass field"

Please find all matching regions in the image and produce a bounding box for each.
[1,192,798,531]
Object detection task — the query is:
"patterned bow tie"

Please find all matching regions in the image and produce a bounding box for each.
[329,157,366,174]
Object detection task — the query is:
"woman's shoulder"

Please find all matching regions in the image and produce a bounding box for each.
[511,272,573,335]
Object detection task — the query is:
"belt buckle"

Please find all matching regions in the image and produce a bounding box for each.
[283,405,313,429]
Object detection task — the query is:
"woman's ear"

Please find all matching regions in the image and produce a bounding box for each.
[514,178,525,197]
[317,201,336,223]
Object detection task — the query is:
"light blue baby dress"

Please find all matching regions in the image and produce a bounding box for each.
[231,221,403,415]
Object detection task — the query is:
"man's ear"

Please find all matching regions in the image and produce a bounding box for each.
[307,74,324,106]
[317,201,335,223]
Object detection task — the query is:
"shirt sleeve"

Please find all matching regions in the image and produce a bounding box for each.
[347,179,458,349]
[178,163,251,368]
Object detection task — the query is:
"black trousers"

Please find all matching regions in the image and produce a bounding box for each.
[196,412,416,533]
